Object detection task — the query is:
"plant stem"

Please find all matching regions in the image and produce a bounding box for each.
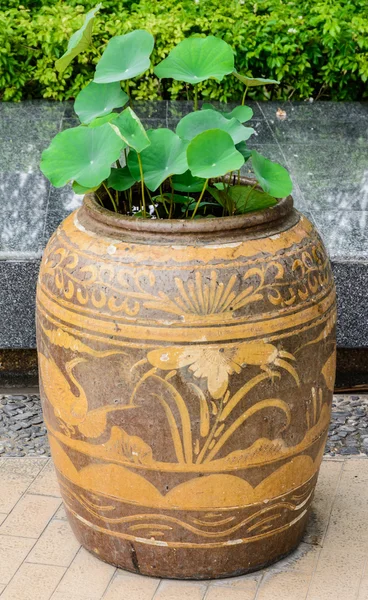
[125,80,132,107]
[137,153,146,217]
[169,177,174,219]
[129,187,132,214]
[241,85,249,106]
[123,147,128,167]
[237,169,241,184]
[95,191,103,206]
[191,179,208,219]
[102,182,117,212]
[160,185,169,214]
[194,85,198,111]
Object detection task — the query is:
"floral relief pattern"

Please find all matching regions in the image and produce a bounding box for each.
[41,235,332,321]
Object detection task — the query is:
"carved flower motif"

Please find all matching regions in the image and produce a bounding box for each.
[147,342,299,400]
[147,345,243,399]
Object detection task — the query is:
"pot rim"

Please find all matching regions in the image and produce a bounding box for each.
[84,177,294,234]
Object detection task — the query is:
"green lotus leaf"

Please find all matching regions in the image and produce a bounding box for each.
[172,170,206,192]
[72,181,100,194]
[202,103,253,123]
[55,3,102,73]
[107,167,136,191]
[187,129,244,178]
[40,124,124,188]
[74,81,128,124]
[153,193,192,205]
[127,129,188,191]
[235,141,252,161]
[233,71,279,87]
[154,36,234,84]
[110,107,150,153]
[176,110,254,145]
[94,30,154,83]
[227,185,277,213]
[207,186,228,207]
[107,167,135,192]
[251,150,293,198]
[225,105,253,123]
[88,113,119,128]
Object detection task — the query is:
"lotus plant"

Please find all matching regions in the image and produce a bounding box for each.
[41,4,292,219]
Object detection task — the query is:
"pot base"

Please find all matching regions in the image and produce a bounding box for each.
[65,504,309,579]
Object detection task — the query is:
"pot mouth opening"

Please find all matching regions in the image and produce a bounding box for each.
[83,177,294,234]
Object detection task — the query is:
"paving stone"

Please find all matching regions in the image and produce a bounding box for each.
[0,562,65,600]
[51,547,115,600]
[103,570,160,600]
[0,493,60,538]
[26,519,80,567]
[0,535,36,585]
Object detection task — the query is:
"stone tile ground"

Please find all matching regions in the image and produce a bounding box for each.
[1,394,367,458]
[0,456,367,599]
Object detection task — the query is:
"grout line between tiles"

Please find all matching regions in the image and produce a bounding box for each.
[0,492,62,598]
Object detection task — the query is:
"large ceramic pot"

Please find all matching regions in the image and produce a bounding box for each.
[36,184,336,579]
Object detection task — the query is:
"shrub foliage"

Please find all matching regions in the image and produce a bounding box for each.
[1,0,367,102]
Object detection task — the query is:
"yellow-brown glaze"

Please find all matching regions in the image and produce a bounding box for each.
[36,198,336,579]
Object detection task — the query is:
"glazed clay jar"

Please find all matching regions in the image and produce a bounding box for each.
[36,189,336,579]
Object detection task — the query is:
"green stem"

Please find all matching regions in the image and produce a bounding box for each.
[160,185,169,214]
[123,147,128,167]
[102,182,117,212]
[137,153,146,217]
[237,169,241,185]
[194,85,198,111]
[125,80,132,108]
[169,177,174,219]
[191,179,208,219]
[95,191,103,207]
[241,85,249,106]
[226,171,233,193]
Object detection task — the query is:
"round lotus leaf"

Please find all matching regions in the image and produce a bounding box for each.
[233,71,279,87]
[172,170,206,192]
[72,181,99,194]
[55,3,102,73]
[107,167,136,191]
[227,185,277,213]
[127,128,188,191]
[88,113,119,128]
[110,107,150,153]
[40,124,124,188]
[187,129,244,178]
[201,103,253,123]
[154,36,234,84]
[74,81,128,124]
[94,30,154,83]
[176,110,254,145]
[251,150,293,198]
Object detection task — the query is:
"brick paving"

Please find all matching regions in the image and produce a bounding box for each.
[0,456,368,599]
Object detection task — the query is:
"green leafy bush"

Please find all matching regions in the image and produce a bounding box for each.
[1,0,367,102]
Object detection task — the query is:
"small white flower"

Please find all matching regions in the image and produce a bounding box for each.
[288,28,297,34]
[298,15,303,19]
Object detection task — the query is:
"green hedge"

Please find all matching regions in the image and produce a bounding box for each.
[1,0,367,102]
